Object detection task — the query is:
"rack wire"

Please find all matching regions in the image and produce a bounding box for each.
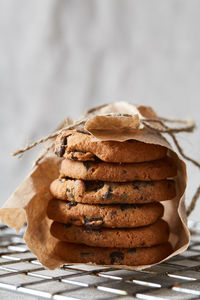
[0,221,200,299]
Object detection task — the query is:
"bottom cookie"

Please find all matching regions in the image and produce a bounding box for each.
[53,241,173,266]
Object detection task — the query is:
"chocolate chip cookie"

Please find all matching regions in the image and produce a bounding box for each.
[55,130,167,163]
[53,241,172,266]
[50,219,169,248]
[50,178,176,204]
[47,199,164,228]
[60,157,177,182]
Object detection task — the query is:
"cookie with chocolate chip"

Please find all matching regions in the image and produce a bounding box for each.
[47,199,164,228]
[50,219,169,248]
[50,178,176,204]
[53,241,172,266]
[55,130,167,163]
[60,157,177,182]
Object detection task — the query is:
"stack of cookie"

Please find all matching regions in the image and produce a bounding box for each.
[47,130,177,266]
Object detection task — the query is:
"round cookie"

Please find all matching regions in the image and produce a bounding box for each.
[50,178,176,204]
[50,219,169,248]
[53,241,173,266]
[55,130,167,163]
[60,157,177,182]
[47,199,164,228]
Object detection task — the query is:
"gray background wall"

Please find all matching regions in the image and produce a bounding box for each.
[1,0,200,221]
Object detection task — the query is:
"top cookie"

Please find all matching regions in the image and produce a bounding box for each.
[53,241,172,266]
[55,130,167,163]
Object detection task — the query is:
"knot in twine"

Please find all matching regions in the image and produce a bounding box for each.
[12,104,200,217]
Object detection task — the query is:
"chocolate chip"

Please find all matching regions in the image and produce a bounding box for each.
[61,136,68,145]
[109,185,113,192]
[66,188,75,200]
[127,248,137,254]
[132,184,139,190]
[67,201,77,209]
[104,185,113,200]
[132,181,154,190]
[83,161,90,171]
[104,191,111,199]
[132,182,140,190]
[122,170,127,174]
[55,146,65,157]
[64,223,72,228]
[120,204,128,211]
[140,195,147,201]
[85,181,104,192]
[84,216,104,228]
[58,178,66,182]
[94,156,101,162]
[71,152,78,161]
[120,204,138,211]
[110,251,124,264]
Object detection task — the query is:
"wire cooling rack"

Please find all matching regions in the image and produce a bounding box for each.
[0,222,200,300]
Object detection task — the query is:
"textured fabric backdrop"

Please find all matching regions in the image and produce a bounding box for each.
[1,0,200,221]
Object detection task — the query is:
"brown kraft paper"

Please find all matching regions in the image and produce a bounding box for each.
[0,102,189,270]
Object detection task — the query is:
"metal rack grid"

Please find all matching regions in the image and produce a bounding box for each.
[0,222,200,299]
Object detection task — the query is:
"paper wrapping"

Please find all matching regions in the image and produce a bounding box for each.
[0,102,189,270]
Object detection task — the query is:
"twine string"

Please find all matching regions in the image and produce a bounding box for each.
[12,115,194,156]
[141,120,199,167]
[12,107,200,216]
[141,118,200,216]
[187,185,200,217]
[12,117,88,157]
[142,118,195,133]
